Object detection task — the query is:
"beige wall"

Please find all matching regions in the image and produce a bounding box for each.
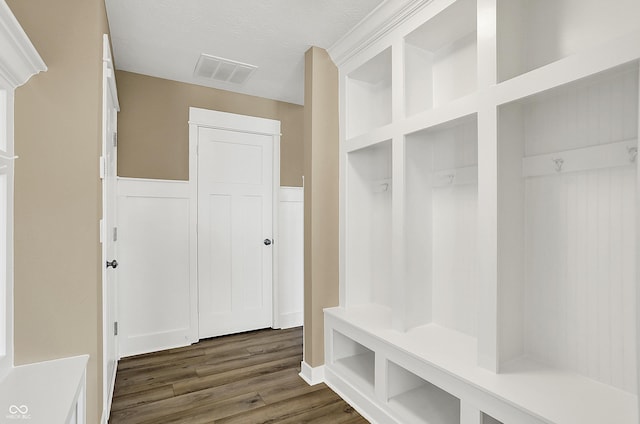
[116,71,304,186]
[303,47,339,367]
[7,0,108,422]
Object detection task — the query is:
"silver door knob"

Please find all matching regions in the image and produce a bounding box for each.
[264,239,272,246]
[106,259,118,269]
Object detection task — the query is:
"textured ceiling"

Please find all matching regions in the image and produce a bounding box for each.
[105,0,384,105]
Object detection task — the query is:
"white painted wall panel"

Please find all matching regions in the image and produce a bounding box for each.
[278,187,304,329]
[117,178,195,357]
[524,167,637,393]
[515,65,639,393]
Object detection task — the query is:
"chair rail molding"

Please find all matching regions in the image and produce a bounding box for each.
[0,0,46,88]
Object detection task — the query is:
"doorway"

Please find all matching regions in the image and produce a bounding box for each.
[189,107,281,339]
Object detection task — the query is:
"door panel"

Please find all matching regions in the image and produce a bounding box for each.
[102,33,119,419]
[197,127,273,339]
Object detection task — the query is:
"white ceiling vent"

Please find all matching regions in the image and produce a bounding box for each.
[194,54,258,85]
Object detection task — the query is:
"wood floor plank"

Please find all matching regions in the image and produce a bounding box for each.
[174,355,302,396]
[110,385,175,412]
[214,388,341,424]
[145,392,265,424]
[257,373,326,404]
[112,370,300,423]
[194,345,302,376]
[109,327,367,424]
[273,399,363,424]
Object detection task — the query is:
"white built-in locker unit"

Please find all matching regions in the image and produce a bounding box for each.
[324,0,640,423]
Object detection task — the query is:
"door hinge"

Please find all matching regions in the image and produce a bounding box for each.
[114,322,119,336]
[113,132,118,148]
[113,227,118,242]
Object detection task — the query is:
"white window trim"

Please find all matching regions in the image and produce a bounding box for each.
[0,0,46,381]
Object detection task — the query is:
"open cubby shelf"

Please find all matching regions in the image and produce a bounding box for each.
[405,0,477,117]
[497,62,639,394]
[329,0,640,423]
[482,414,503,424]
[496,0,640,82]
[388,361,461,424]
[331,330,376,395]
[404,114,478,334]
[346,48,392,139]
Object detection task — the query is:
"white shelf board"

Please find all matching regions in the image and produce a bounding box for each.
[401,92,478,137]
[0,355,89,424]
[344,123,395,153]
[333,351,376,394]
[495,29,640,107]
[326,307,638,424]
[388,383,461,424]
[343,92,478,152]
[329,304,393,329]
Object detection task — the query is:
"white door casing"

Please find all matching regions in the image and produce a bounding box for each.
[189,107,280,339]
[101,33,119,423]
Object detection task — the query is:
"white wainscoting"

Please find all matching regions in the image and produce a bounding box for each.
[117,180,304,357]
[277,187,304,329]
[117,178,197,357]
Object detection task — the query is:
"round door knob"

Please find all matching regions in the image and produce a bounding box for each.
[106,259,118,269]
[264,239,272,246]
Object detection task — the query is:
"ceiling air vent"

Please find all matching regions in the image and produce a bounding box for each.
[194,54,258,85]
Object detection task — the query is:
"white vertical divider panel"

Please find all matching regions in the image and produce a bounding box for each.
[117,178,196,357]
[391,134,405,332]
[476,0,499,372]
[495,104,525,366]
[460,401,483,424]
[391,38,406,332]
[277,187,304,329]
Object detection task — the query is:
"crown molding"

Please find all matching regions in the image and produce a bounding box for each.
[0,0,46,89]
[328,0,434,67]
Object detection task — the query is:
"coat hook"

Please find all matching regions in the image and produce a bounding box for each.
[628,146,637,162]
[446,174,455,185]
[373,182,389,193]
[0,153,18,161]
[553,158,564,172]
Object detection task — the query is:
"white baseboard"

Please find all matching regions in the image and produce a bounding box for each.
[278,312,303,329]
[299,361,325,386]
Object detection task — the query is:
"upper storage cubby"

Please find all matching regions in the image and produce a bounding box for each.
[404,0,477,116]
[403,115,478,333]
[497,62,639,394]
[497,0,640,82]
[345,140,392,309]
[346,48,392,139]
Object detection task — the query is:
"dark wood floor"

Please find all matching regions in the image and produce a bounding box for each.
[109,327,367,424]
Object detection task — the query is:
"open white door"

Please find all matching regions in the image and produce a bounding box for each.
[101,34,119,423]
[190,108,280,339]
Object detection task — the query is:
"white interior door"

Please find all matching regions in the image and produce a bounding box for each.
[197,126,274,339]
[101,34,119,420]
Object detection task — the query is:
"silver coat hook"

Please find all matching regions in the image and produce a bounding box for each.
[628,146,637,162]
[553,158,564,172]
